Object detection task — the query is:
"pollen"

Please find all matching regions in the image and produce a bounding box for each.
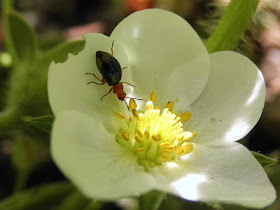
[115,91,196,170]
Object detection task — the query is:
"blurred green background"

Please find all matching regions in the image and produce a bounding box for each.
[0,0,279,209]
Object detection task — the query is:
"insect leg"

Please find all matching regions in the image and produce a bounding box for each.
[101,87,113,101]
[121,66,128,71]
[121,82,136,87]
[85,73,106,85]
[111,40,115,56]
[85,73,103,82]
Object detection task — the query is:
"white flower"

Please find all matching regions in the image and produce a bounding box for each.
[48,9,276,208]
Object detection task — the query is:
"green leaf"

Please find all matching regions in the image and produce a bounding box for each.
[23,115,54,133]
[4,10,38,65]
[139,190,166,210]
[53,187,91,210]
[205,0,260,53]
[48,40,85,63]
[12,133,37,191]
[6,40,85,120]
[84,201,104,210]
[0,181,73,210]
[252,151,278,167]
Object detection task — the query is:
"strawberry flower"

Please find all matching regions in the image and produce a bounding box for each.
[48,9,276,208]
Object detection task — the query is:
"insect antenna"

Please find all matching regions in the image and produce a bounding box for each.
[125,97,147,102]
[123,100,129,110]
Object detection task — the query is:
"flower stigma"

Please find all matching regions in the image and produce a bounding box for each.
[115,91,195,170]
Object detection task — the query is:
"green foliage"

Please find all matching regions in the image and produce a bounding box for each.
[139,190,166,210]
[252,151,278,167]
[4,10,38,66]
[49,40,85,63]
[205,0,260,53]
[0,182,73,210]
[23,115,54,134]
[84,201,104,210]
[53,187,91,210]
[0,7,86,209]
[2,10,85,125]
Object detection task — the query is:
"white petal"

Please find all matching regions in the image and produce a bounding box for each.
[151,143,276,209]
[184,51,265,145]
[51,110,155,199]
[48,33,132,132]
[111,9,210,105]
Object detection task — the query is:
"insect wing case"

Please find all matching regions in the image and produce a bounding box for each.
[96,51,122,86]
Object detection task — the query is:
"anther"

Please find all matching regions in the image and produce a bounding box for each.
[136,147,146,153]
[163,150,171,154]
[116,112,126,119]
[129,98,137,110]
[179,112,191,122]
[132,109,139,118]
[146,101,154,111]
[182,131,193,141]
[152,134,162,141]
[162,154,171,161]
[181,143,193,154]
[137,130,143,138]
[165,101,174,111]
[122,132,130,141]
[150,91,156,102]
[175,147,184,154]
[167,145,175,149]
[144,130,150,139]
[135,135,143,143]
[160,142,171,148]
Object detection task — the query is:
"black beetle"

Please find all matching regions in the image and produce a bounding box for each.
[85,41,132,101]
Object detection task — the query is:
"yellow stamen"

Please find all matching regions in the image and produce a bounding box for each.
[181,143,193,154]
[122,132,130,141]
[167,145,175,149]
[192,131,197,136]
[175,146,184,154]
[162,154,171,161]
[137,130,143,138]
[136,147,146,153]
[135,135,143,143]
[182,131,193,141]
[116,112,125,119]
[152,134,162,141]
[146,101,153,111]
[144,130,150,139]
[150,91,156,102]
[129,98,137,110]
[165,101,174,111]
[132,110,139,118]
[115,91,196,169]
[163,149,171,154]
[160,142,171,148]
[179,111,191,122]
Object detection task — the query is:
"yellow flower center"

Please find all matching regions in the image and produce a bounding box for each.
[115,91,195,170]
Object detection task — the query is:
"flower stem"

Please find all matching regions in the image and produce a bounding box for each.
[139,190,166,210]
[0,109,16,133]
[205,0,260,53]
[2,0,14,56]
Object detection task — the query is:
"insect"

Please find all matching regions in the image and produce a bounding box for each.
[85,41,145,107]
